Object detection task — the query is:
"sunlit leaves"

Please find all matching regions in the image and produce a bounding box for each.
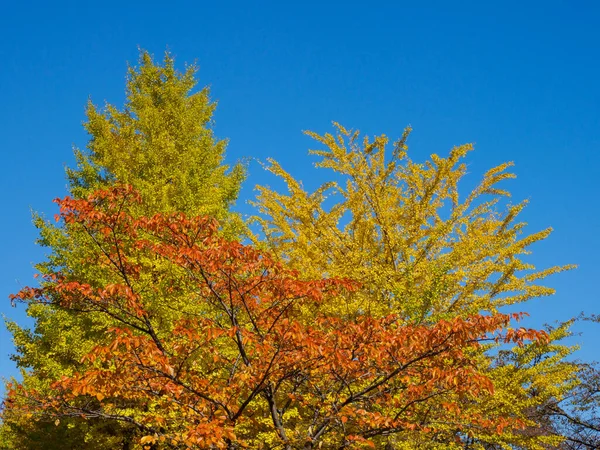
[5,187,550,448]
[1,49,246,449]
[252,124,577,448]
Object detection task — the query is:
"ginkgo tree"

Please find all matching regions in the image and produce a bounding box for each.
[251,124,579,449]
[5,186,550,449]
[1,50,245,449]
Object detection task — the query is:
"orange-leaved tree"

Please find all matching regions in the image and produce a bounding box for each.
[5,186,548,449]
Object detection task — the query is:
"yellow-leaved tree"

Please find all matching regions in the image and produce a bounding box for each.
[252,123,579,449]
[1,50,245,449]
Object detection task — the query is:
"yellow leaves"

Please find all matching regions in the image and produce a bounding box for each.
[3,55,580,447]
[249,123,577,448]
[7,50,242,449]
[258,124,544,318]
[70,50,245,227]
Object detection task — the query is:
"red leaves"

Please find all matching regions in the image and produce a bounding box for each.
[503,326,549,346]
[8,186,548,447]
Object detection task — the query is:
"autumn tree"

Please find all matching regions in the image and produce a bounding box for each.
[251,124,579,449]
[1,50,244,448]
[4,186,550,449]
[1,50,586,449]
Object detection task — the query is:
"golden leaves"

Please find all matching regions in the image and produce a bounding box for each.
[251,124,576,447]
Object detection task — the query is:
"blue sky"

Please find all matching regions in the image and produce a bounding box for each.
[1,1,599,392]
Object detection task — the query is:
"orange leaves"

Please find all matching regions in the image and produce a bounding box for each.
[502,326,549,346]
[139,435,156,445]
[55,185,141,218]
[8,186,552,448]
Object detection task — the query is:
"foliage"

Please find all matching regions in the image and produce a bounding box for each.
[0,51,586,448]
[68,50,244,223]
[4,186,550,449]
[1,50,245,448]
[251,123,578,448]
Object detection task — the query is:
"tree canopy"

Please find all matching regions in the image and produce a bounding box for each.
[1,51,594,449]
[250,124,579,448]
[5,186,550,449]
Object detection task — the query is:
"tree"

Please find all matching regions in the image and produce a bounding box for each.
[251,124,578,448]
[1,54,585,448]
[1,50,245,448]
[4,186,549,449]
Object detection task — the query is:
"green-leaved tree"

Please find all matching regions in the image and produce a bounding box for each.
[1,50,245,449]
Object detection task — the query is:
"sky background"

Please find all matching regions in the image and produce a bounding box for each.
[1,1,598,395]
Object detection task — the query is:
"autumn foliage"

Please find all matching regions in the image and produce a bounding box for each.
[252,124,580,448]
[4,186,549,449]
[1,52,585,450]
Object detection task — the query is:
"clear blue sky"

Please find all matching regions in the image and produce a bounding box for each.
[1,1,598,392]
